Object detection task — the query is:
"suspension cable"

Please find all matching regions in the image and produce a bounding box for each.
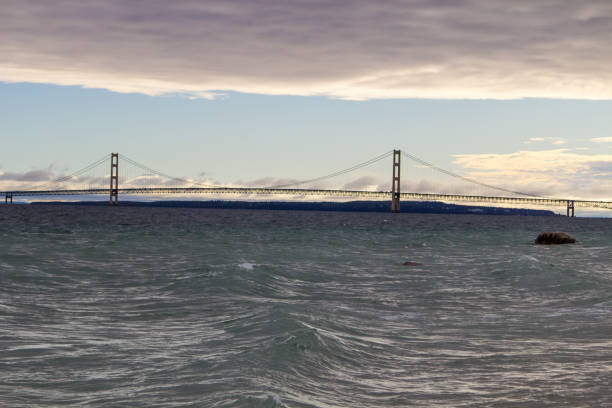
[20,154,111,191]
[267,150,393,189]
[401,151,543,197]
[120,155,220,188]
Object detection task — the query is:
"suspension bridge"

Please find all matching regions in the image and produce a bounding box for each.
[2,150,612,216]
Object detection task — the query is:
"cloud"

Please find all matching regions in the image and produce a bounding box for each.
[238,177,301,188]
[453,149,612,199]
[342,176,379,191]
[0,169,53,182]
[0,168,213,191]
[1,1,612,100]
[524,137,566,145]
[236,177,337,190]
[591,137,612,143]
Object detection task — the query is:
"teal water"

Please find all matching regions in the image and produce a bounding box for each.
[1,205,611,407]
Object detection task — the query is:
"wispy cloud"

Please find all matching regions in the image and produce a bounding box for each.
[1,1,612,100]
[0,169,216,192]
[342,176,379,191]
[0,169,53,182]
[591,137,612,143]
[524,137,566,145]
[453,149,612,199]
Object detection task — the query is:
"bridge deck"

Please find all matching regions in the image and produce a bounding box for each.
[4,187,612,209]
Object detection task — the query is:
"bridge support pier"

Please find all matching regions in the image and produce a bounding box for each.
[5,192,12,204]
[110,153,119,205]
[567,200,575,217]
[391,149,401,213]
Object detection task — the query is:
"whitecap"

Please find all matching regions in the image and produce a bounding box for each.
[8,343,73,351]
[518,255,539,262]
[238,262,256,270]
[270,394,282,406]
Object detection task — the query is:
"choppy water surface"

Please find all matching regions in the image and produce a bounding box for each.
[1,205,611,407]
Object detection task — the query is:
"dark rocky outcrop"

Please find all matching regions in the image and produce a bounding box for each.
[535,232,576,245]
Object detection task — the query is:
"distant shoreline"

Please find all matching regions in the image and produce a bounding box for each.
[28,200,556,216]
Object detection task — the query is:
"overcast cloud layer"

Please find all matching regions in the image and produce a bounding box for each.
[2,0,612,99]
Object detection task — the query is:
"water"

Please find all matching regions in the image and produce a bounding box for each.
[1,205,611,407]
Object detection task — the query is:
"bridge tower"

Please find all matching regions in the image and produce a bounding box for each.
[391,149,401,213]
[567,200,575,217]
[110,153,119,205]
[5,192,12,204]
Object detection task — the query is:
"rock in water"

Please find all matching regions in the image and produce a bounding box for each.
[402,261,424,266]
[535,232,576,245]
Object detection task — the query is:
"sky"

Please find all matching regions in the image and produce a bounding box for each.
[1,0,612,201]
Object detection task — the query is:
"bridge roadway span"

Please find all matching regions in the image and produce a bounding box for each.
[6,187,612,209]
